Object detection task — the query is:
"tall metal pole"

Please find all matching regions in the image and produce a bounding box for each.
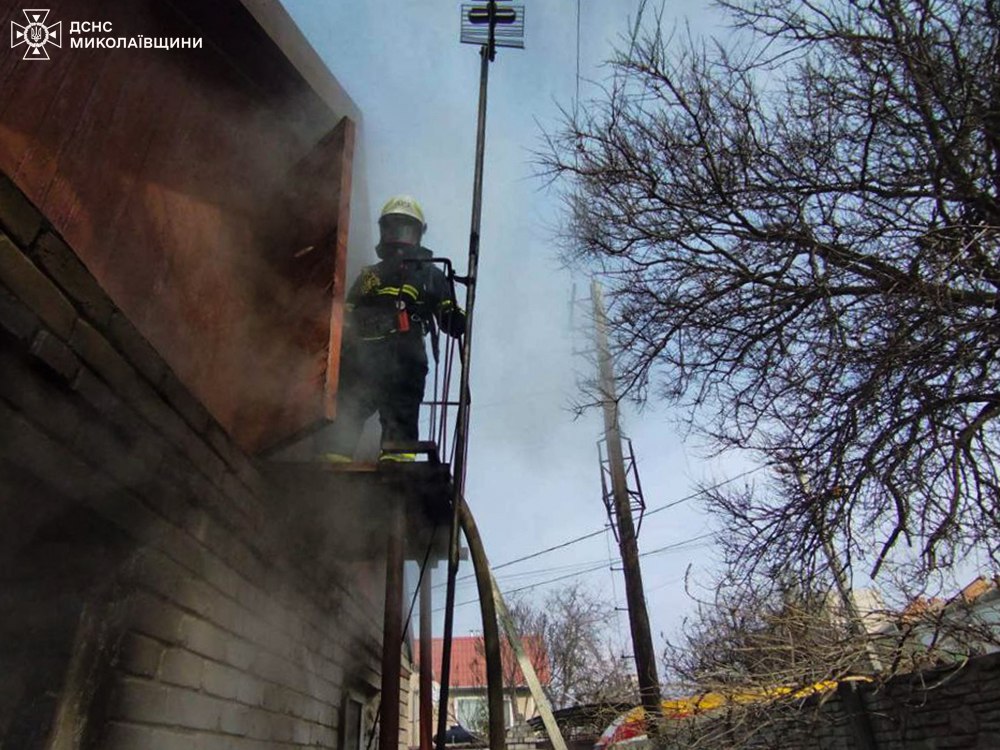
[438,10,505,750]
[591,280,662,721]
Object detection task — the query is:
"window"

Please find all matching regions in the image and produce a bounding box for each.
[343,697,364,750]
[454,696,515,731]
[455,696,487,731]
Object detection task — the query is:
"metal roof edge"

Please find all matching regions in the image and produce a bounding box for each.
[238,0,362,124]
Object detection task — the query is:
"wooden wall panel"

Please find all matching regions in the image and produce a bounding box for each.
[325,119,355,420]
[0,0,355,453]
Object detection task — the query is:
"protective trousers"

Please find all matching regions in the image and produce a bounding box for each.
[322,338,428,458]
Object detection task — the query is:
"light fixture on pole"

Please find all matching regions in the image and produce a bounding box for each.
[460,2,525,59]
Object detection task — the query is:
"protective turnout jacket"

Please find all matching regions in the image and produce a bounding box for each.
[344,246,465,364]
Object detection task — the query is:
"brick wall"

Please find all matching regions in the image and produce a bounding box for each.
[0,173,385,750]
[658,653,1000,749]
[864,653,1000,748]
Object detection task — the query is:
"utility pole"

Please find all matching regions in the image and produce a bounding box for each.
[590,280,662,721]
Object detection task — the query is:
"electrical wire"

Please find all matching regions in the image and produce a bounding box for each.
[436,465,761,590]
[436,561,610,612]
[452,533,712,589]
[478,558,617,584]
[436,533,715,612]
[640,531,714,557]
[644,573,688,594]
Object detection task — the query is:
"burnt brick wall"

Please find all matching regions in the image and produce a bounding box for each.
[0,172,385,750]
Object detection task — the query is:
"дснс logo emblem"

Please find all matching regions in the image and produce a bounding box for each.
[11,9,61,60]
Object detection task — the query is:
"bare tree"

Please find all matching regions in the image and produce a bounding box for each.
[473,583,636,712]
[470,598,548,726]
[657,578,870,749]
[664,583,861,690]
[539,0,1000,582]
[534,584,636,708]
[655,568,1000,749]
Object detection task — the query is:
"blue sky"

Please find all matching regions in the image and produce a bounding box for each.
[280,0,754,654]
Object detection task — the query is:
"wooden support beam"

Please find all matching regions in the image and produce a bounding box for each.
[420,565,434,750]
[490,572,567,750]
[380,504,405,750]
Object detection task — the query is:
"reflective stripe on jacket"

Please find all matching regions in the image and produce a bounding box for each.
[344,247,465,362]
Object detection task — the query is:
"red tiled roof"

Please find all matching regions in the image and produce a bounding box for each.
[901,575,1000,621]
[900,596,945,621]
[958,576,999,603]
[419,636,551,688]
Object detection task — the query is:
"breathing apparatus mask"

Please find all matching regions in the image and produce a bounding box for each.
[376,195,427,259]
[377,214,424,258]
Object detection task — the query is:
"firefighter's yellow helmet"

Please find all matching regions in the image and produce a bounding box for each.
[380,195,426,227]
[377,195,427,257]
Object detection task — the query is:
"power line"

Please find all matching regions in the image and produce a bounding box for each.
[501,560,612,597]
[442,558,622,592]
[438,561,610,612]
[445,532,715,592]
[433,529,606,590]
[437,533,715,612]
[436,465,761,590]
[641,532,714,557]
[645,574,688,594]
[492,558,613,582]
[491,527,607,572]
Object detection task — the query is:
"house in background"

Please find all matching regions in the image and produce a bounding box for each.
[903,575,1000,661]
[408,635,550,745]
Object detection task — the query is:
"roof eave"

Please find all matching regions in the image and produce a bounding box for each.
[238,0,362,124]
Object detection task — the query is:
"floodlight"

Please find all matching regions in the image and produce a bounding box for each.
[460,3,525,49]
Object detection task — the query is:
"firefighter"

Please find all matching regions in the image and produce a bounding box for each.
[321,195,465,463]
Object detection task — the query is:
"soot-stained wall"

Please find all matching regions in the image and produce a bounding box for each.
[0,174,386,749]
[0,0,356,454]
